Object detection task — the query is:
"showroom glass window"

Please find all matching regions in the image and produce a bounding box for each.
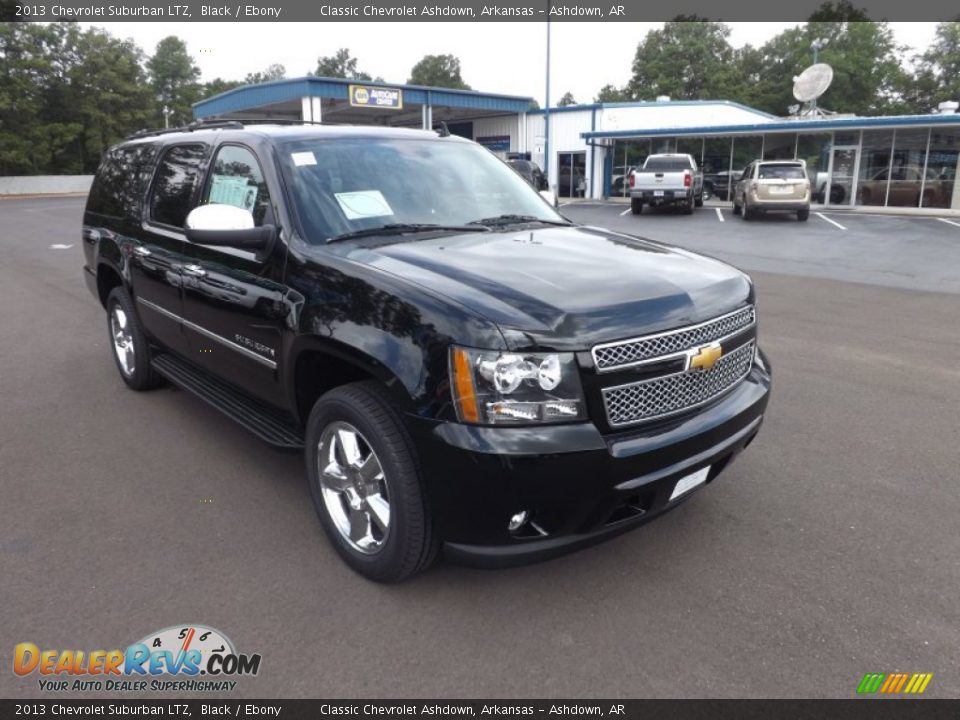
[201,145,273,226]
[857,130,894,207]
[796,134,831,205]
[732,136,763,177]
[677,137,705,167]
[763,134,797,160]
[925,128,960,209]
[703,137,733,200]
[887,130,930,208]
[149,144,209,228]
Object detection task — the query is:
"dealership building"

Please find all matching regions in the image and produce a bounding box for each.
[194,77,960,212]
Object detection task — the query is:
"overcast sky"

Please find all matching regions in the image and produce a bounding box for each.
[83,21,939,105]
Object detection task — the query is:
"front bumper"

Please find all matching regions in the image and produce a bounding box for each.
[407,350,772,568]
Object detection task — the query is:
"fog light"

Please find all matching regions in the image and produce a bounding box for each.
[508,511,529,532]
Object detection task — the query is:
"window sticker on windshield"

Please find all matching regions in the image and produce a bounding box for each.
[209,175,257,211]
[291,151,317,166]
[334,190,393,220]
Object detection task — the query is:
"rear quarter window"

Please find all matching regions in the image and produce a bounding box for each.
[149,144,210,228]
[86,144,156,220]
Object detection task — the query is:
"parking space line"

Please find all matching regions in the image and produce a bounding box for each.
[715,208,724,222]
[619,207,631,216]
[816,212,847,230]
[937,218,960,228]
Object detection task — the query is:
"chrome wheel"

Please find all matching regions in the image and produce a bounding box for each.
[110,305,135,377]
[317,421,390,554]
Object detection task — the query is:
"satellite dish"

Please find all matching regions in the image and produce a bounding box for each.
[793,63,834,102]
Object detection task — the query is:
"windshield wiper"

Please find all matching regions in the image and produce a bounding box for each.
[466,214,573,228]
[326,223,488,244]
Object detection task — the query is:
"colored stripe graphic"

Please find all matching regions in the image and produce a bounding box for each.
[857,673,885,694]
[858,672,932,694]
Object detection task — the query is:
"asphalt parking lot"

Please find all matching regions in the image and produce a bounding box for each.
[2,196,959,699]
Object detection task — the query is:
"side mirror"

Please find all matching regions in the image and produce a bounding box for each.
[184,204,276,254]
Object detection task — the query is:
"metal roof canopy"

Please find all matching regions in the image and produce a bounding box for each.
[583,112,960,140]
[193,76,534,126]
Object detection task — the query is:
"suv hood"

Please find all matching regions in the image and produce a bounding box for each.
[340,225,752,350]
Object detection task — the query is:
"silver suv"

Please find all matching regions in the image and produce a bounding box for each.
[733,160,811,221]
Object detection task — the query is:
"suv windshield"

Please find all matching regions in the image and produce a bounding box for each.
[280,137,563,243]
[758,164,806,180]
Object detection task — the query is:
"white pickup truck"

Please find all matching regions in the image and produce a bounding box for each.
[628,153,704,215]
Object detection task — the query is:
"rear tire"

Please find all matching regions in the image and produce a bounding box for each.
[683,199,694,215]
[797,208,810,222]
[305,381,438,582]
[694,194,703,208]
[742,201,753,220]
[106,287,164,391]
[630,198,643,215]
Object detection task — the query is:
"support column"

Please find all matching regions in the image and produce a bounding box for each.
[311,96,322,124]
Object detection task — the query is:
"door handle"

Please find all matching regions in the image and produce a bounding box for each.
[182,264,207,278]
[132,246,151,257]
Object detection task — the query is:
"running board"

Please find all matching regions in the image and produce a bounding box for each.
[151,354,304,450]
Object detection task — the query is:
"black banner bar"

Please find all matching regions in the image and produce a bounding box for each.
[3,0,959,22]
[2,700,960,720]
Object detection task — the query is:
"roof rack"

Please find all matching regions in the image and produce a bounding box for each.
[125,118,244,140]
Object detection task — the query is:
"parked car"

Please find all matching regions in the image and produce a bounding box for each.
[82,121,771,582]
[702,170,743,202]
[628,153,704,215]
[857,165,945,207]
[733,159,811,221]
[507,159,556,208]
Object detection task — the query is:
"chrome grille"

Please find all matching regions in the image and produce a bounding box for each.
[592,306,755,372]
[602,341,755,427]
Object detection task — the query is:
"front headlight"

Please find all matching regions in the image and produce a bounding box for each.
[449,346,586,425]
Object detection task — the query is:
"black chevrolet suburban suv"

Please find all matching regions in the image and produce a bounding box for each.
[82,121,771,582]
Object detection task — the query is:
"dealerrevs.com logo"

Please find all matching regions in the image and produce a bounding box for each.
[14,624,262,692]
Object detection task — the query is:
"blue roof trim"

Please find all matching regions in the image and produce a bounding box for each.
[529,99,777,120]
[582,113,960,139]
[194,76,534,118]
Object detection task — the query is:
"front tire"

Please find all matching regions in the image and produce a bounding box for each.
[305,381,437,582]
[106,287,164,391]
[630,197,643,215]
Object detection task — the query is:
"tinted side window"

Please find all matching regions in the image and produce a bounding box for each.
[87,144,153,220]
[201,145,272,226]
[149,144,209,228]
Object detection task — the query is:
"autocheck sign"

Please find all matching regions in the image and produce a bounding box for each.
[13,624,261,693]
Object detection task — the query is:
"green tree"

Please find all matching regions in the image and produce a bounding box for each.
[903,21,960,114]
[625,18,738,101]
[594,84,628,103]
[313,48,371,80]
[201,77,242,98]
[0,22,63,174]
[407,54,470,89]
[734,18,907,116]
[64,26,153,172]
[557,91,577,106]
[146,35,200,127]
[244,63,286,85]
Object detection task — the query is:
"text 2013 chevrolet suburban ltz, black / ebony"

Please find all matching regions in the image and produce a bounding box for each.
[82,121,771,582]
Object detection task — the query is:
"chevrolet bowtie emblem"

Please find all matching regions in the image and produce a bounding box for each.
[688,342,723,371]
